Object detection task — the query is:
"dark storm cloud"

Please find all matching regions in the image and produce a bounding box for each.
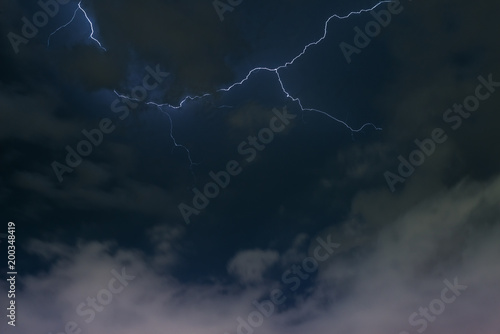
[349,0,500,223]
[2,0,248,93]
[294,0,500,230]
[66,0,249,98]
[11,150,183,218]
[215,5,500,303]
[0,84,80,143]
[0,72,187,220]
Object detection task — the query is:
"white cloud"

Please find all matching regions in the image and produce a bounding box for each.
[2,174,499,334]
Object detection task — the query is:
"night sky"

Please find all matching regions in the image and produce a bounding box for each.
[1,0,500,333]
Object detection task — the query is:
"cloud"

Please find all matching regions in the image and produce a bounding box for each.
[302,173,500,334]
[227,249,280,285]
[2,173,499,334]
[0,84,80,144]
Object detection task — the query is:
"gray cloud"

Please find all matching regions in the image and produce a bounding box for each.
[2,173,499,333]
[227,249,280,285]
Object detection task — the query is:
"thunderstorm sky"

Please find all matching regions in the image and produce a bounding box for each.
[1,0,500,333]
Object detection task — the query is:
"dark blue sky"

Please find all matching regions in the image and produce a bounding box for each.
[1,0,500,333]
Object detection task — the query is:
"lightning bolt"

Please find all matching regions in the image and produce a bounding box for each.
[162,109,198,175]
[47,0,106,51]
[218,1,390,132]
[121,1,389,131]
[113,90,198,176]
[114,2,389,172]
